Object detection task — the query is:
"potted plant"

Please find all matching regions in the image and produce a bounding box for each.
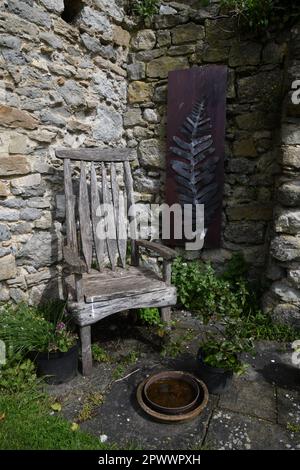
[0,302,78,384]
[197,330,253,393]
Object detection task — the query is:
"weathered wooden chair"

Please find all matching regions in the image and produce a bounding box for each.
[55,148,177,376]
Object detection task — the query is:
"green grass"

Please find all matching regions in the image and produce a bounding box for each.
[0,392,116,450]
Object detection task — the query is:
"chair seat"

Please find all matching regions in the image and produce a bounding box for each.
[66,266,177,326]
[83,265,171,303]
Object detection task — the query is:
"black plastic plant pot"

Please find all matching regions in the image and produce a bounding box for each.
[34,343,78,385]
[196,348,233,394]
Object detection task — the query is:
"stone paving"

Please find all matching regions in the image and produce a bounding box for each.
[47,312,300,450]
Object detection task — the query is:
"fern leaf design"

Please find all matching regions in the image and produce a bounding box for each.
[170,100,220,229]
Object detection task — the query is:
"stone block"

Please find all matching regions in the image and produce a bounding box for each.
[0,105,38,129]
[238,70,283,104]
[11,173,41,188]
[17,231,62,268]
[131,30,156,51]
[0,155,30,176]
[233,138,257,157]
[128,81,153,103]
[0,255,17,281]
[92,105,123,142]
[271,235,300,262]
[40,0,64,13]
[275,209,300,235]
[224,221,266,244]
[112,25,130,47]
[229,42,262,67]
[7,0,52,28]
[272,281,300,305]
[282,145,300,169]
[171,23,205,45]
[127,62,146,81]
[139,139,165,169]
[123,108,144,127]
[0,224,11,241]
[147,56,189,79]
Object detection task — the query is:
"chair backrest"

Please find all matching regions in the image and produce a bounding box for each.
[55,148,138,272]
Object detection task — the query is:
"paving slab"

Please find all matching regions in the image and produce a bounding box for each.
[219,378,277,422]
[80,364,218,450]
[206,410,300,450]
[277,388,300,429]
[242,341,300,391]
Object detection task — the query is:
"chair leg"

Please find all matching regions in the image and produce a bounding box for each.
[160,307,172,330]
[80,325,93,376]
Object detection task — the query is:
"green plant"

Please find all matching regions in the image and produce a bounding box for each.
[200,337,251,374]
[221,0,300,32]
[132,0,160,19]
[172,256,299,343]
[221,0,272,30]
[112,364,126,380]
[161,329,196,358]
[137,307,162,327]
[172,257,244,319]
[287,422,300,433]
[91,344,110,363]
[0,302,77,355]
[0,358,39,394]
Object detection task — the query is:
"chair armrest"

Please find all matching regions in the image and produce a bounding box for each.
[63,245,87,274]
[136,240,177,261]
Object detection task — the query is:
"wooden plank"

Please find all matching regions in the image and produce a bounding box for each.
[90,162,105,271]
[56,148,135,162]
[123,161,138,265]
[79,161,93,271]
[163,260,172,285]
[111,163,127,268]
[80,326,93,376]
[63,159,77,250]
[68,287,177,326]
[102,163,118,270]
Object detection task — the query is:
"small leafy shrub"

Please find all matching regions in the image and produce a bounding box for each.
[0,302,77,355]
[172,257,244,319]
[137,307,162,326]
[91,344,110,363]
[0,357,38,394]
[172,256,299,343]
[132,0,159,19]
[200,338,250,374]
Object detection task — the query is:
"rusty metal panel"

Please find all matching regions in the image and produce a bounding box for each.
[166,65,227,249]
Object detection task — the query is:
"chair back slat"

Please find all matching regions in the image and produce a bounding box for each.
[79,161,93,272]
[111,163,127,268]
[101,162,118,271]
[64,158,78,251]
[90,162,105,271]
[123,160,138,266]
[57,149,135,271]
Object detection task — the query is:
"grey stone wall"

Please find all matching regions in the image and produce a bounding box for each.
[0,0,299,325]
[125,1,288,279]
[0,0,130,303]
[264,22,300,328]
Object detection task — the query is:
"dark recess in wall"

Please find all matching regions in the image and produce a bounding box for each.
[61,0,84,24]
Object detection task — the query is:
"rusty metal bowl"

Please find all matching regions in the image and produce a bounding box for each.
[144,370,200,415]
[137,371,209,423]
